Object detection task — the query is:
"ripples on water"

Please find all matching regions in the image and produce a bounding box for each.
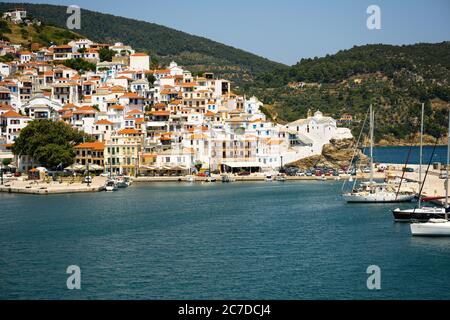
[1,181,450,299]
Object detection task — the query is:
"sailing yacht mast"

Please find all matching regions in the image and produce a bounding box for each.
[446,108,450,218]
[369,104,374,184]
[418,103,424,209]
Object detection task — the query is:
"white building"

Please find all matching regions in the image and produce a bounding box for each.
[129,53,150,71]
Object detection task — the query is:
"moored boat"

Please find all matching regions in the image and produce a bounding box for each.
[411,218,450,236]
[221,174,235,182]
[342,105,415,204]
[392,207,447,222]
[105,179,118,192]
[410,108,450,237]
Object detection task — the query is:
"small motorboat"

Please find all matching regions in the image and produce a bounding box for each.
[205,176,217,182]
[115,176,129,188]
[221,174,235,182]
[186,175,196,182]
[105,179,118,192]
[275,174,286,182]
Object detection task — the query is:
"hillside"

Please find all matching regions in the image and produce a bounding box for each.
[0,18,80,47]
[246,43,450,142]
[0,2,287,84]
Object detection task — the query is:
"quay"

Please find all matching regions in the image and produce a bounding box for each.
[384,163,448,206]
[0,176,107,195]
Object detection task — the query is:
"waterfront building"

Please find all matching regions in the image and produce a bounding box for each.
[0,35,353,173]
[104,129,143,176]
[74,141,105,167]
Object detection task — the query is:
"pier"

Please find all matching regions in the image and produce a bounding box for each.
[0,176,107,195]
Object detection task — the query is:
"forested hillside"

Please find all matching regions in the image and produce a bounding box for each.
[246,43,450,143]
[0,2,286,84]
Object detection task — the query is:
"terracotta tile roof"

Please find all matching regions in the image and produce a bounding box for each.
[73,105,97,114]
[1,110,27,118]
[118,128,141,135]
[95,119,113,125]
[75,141,105,151]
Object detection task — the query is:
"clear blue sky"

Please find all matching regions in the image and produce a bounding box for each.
[7,0,450,65]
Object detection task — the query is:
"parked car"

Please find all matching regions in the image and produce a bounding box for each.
[14,172,21,177]
[403,167,415,173]
[296,171,306,176]
[305,171,313,177]
[362,167,371,173]
[237,171,250,176]
[284,167,299,176]
[439,173,448,179]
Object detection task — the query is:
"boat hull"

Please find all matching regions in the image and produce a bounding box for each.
[343,193,415,203]
[411,220,450,236]
[392,208,446,222]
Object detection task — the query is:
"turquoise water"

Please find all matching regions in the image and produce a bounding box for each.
[368,146,447,165]
[1,181,450,299]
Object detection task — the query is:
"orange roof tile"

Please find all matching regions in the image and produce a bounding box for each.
[118,128,141,135]
[75,141,105,151]
[95,119,113,125]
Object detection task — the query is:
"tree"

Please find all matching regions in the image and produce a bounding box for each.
[146,74,156,87]
[61,58,96,72]
[12,120,93,169]
[2,158,11,166]
[99,47,115,62]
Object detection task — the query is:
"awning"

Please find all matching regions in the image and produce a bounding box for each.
[171,165,188,171]
[87,164,104,171]
[65,164,84,171]
[222,161,266,168]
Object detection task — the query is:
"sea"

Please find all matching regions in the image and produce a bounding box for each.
[1,147,450,299]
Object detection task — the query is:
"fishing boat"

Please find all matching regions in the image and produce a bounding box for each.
[265,174,273,182]
[342,105,415,203]
[105,179,118,192]
[410,109,450,236]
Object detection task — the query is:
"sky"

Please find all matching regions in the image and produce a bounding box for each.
[5,0,450,65]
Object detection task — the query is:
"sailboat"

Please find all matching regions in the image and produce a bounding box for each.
[410,109,450,236]
[393,104,447,222]
[342,105,416,203]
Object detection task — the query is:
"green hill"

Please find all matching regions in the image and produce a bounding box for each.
[0,18,80,47]
[247,43,450,143]
[0,2,286,84]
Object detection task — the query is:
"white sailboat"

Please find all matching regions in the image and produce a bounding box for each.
[343,105,415,203]
[393,103,447,221]
[410,109,450,236]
